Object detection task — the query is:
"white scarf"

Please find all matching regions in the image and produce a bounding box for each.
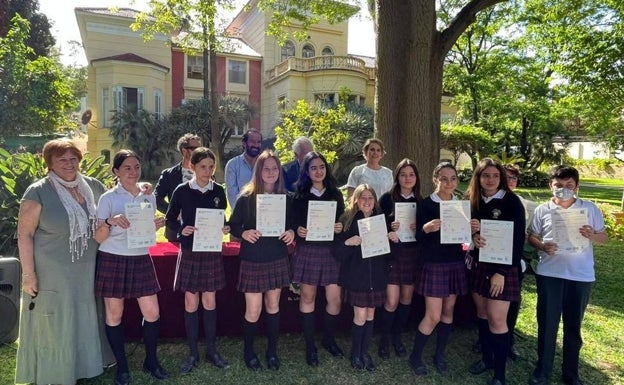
[48,171,97,262]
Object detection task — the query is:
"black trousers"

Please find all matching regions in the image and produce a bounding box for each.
[534,275,592,381]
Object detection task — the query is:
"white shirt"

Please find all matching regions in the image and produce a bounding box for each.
[346,163,393,198]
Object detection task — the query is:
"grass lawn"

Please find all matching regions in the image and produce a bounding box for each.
[1,240,623,385]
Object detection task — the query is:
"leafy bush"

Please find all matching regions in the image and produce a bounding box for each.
[597,203,624,241]
[458,168,473,182]
[0,149,113,256]
[519,169,550,188]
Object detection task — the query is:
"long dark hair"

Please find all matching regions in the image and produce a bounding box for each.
[466,157,509,213]
[390,158,422,203]
[295,151,339,197]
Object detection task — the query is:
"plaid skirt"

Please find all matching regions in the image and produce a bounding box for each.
[95,251,160,299]
[471,263,521,302]
[388,247,417,285]
[237,257,291,293]
[292,244,340,286]
[416,260,468,298]
[347,289,386,308]
[174,248,226,293]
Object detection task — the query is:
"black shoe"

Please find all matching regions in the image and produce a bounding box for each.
[266,354,280,370]
[408,358,428,376]
[528,374,548,385]
[508,344,520,361]
[114,371,130,385]
[468,360,493,375]
[489,378,504,385]
[180,356,198,374]
[142,363,169,380]
[322,341,344,358]
[393,341,407,358]
[207,352,229,369]
[433,355,448,375]
[245,354,262,371]
[362,353,376,372]
[378,344,390,360]
[306,349,319,367]
[350,354,364,370]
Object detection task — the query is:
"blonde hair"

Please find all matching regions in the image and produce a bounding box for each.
[339,184,380,231]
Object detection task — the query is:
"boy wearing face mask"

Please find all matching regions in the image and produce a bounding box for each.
[527,165,607,385]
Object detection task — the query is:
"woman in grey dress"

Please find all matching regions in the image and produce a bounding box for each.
[15,139,107,384]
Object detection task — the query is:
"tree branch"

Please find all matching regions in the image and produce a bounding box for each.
[439,0,508,55]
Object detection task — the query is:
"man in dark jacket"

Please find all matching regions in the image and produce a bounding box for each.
[155,133,201,241]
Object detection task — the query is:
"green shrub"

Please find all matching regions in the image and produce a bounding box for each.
[458,168,473,182]
[0,149,113,256]
[596,203,624,241]
[519,169,550,188]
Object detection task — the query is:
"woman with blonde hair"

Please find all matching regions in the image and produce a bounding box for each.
[345,138,393,199]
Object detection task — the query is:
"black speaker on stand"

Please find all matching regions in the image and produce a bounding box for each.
[0,257,21,344]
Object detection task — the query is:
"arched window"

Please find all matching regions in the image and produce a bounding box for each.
[302,44,315,58]
[281,40,295,62]
[321,46,334,56]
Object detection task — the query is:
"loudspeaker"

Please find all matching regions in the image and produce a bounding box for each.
[0,257,21,344]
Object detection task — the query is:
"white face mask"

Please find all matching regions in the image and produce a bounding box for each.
[553,187,575,201]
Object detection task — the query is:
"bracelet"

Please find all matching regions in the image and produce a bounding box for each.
[104,218,112,228]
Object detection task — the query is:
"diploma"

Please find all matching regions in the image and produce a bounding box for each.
[256,194,286,237]
[479,219,514,265]
[125,202,156,249]
[440,200,471,244]
[394,202,416,242]
[551,209,590,253]
[192,208,224,252]
[357,214,391,258]
[306,201,337,241]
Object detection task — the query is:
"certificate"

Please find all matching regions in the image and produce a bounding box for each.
[306,201,337,241]
[440,200,471,244]
[551,209,589,253]
[125,202,156,249]
[479,219,514,265]
[256,194,286,237]
[357,214,391,258]
[395,202,416,242]
[192,208,224,252]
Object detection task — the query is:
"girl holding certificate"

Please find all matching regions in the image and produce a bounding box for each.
[165,147,230,373]
[94,150,168,384]
[337,184,398,372]
[229,150,295,371]
[408,162,468,376]
[377,158,422,360]
[292,151,346,367]
[465,158,525,385]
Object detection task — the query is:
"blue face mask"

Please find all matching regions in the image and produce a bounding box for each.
[553,187,575,201]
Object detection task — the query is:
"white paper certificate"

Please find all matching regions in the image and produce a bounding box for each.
[479,219,514,265]
[551,209,589,253]
[395,202,416,242]
[125,202,156,249]
[440,200,471,244]
[256,194,286,237]
[306,201,337,241]
[192,208,224,252]
[357,214,391,258]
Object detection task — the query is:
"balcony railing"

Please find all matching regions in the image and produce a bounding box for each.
[266,56,375,81]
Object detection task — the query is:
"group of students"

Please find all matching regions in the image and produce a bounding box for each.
[73,138,605,385]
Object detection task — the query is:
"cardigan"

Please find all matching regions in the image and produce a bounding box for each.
[416,196,465,264]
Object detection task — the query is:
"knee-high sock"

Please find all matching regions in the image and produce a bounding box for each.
[392,303,411,345]
[409,329,430,366]
[379,308,393,348]
[105,323,128,374]
[491,331,509,383]
[362,320,374,354]
[266,312,281,356]
[242,319,258,360]
[350,322,365,358]
[507,300,520,346]
[143,318,161,368]
[478,318,493,365]
[435,322,452,360]
[184,310,199,359]
[301,311,316,351]
[322,310,339,345]
[202,308,217,355]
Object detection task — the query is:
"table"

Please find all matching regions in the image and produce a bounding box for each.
[122,242,475,339]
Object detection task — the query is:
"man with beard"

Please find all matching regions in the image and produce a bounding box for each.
[225,129,263,208]
[155,133,202,241]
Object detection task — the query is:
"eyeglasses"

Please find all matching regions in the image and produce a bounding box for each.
[29,293,37,311]
[507,176,518,181]
[184,146,199,151]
